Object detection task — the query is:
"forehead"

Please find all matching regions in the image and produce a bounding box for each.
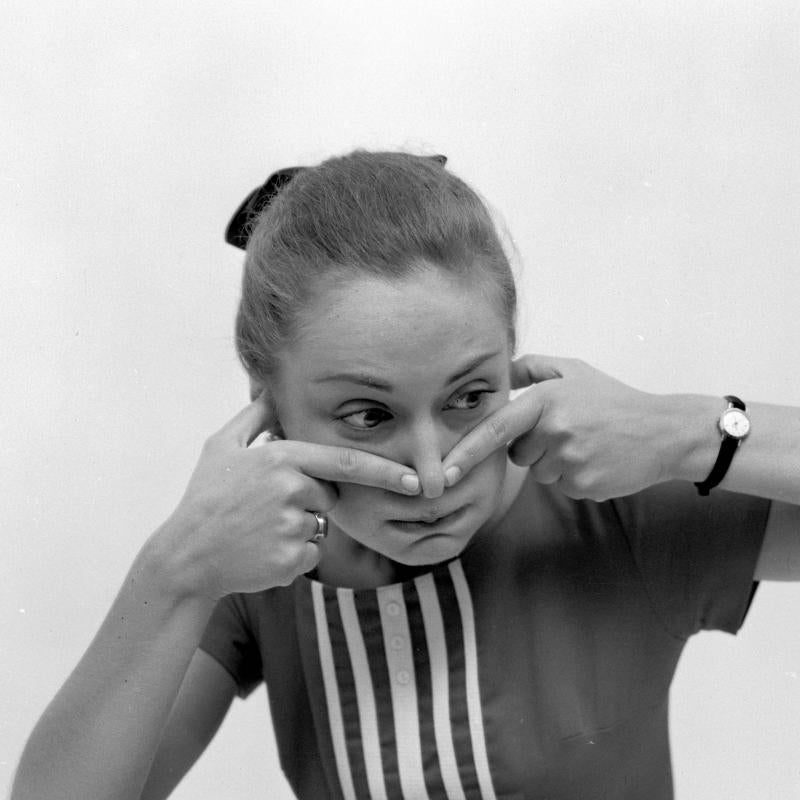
[281,268,509,382]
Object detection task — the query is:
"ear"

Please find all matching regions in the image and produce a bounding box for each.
[248,376,286,439]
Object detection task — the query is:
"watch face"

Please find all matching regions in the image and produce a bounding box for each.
[721,407,751,439]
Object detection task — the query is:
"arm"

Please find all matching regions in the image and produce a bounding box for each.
[661,395,800,582]
[11,535,220,800]
[667,396,800,506]
[139,650,237,800]
[13,589,236,800]
[12,394,420,799]
[441,355,800,577]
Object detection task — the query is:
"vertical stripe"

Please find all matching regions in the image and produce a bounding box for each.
[403,581,447,799]
[326,587,371,800]
[434,568,480,792]
[358,592,403,800]
[294,579,346,799]
[311,581,358,800]
[415,573,468,800]
[377,584,431,800]
[450,560,498,800]
[339,589,390,800]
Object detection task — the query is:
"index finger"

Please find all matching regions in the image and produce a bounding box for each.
[275,440,422,495]
[441,391,544,486]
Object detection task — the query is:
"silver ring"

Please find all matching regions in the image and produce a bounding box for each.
[309,511,328,543]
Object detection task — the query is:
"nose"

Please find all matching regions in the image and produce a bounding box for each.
[401,417,452,499]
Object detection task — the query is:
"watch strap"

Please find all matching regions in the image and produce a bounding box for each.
[694,395,746,496]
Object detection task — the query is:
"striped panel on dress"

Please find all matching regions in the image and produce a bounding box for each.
[310,562,498,799]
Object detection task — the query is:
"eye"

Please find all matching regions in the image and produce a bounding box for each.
[445,389,493,411]
[339,407,393,430]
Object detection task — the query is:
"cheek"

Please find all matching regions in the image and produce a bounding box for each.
[330,483,385,524]
[465,447,508,502]
[273,399,341,452]
[327,483,390,550]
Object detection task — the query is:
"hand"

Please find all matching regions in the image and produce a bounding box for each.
[162,393,421,598]
[442,355,673,502]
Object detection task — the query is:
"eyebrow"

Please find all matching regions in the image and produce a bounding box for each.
[313,351,502,392]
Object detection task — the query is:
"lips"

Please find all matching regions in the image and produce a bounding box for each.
[402,515,447,525]
[394,506,456,524]
[390,505,467,529]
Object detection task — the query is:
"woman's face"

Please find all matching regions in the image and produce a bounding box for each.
[272,265,513,566]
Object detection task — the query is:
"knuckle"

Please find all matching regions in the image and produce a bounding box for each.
[270,543,305,586]
[459,439,480,462]
[559,440,581,465]
[570,474,591,495]
[569,470,597,498]
[270,506,302,536]
[286,507,308,533]
[280,473,308,502]
[548,408,571,437]
[375,465,395,491]
[267,472,295,501]
[487,416,509,444]
[266,546,291,582]
[336,447,361,478]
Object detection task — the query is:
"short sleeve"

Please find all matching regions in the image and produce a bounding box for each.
[612,482,771,639]
[198,593,263,698]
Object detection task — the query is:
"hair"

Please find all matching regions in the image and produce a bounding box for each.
[235,150,517,382]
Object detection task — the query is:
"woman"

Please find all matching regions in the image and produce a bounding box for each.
[12,151,800,799]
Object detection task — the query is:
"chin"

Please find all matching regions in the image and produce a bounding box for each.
[373,505,488,567]
[389,533,471,567]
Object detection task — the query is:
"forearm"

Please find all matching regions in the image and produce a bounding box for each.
[12,524,217,800]
[662,395,800,504]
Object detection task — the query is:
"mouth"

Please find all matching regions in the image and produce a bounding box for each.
[389,505,468,532]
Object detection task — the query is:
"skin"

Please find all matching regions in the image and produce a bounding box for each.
[269,265,526,578]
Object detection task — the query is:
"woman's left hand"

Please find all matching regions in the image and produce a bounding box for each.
[442,354,682,501]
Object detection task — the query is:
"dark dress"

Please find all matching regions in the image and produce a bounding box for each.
[199,477,770,799]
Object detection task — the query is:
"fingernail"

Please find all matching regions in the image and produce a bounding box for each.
[401,474,420,494]
[444,466,461,487]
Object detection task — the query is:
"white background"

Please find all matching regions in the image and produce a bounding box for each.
[2,1,800,797]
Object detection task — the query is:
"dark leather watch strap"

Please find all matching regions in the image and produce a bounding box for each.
[694,395,746,496]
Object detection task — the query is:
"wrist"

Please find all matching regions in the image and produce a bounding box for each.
[140,512,224,605]
[657,393,727,484]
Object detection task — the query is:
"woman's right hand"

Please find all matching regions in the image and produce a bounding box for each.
[160,392,421,599]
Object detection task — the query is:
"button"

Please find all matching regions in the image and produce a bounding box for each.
[386,602,401,616]
[396,670,410,685]
[390,635,404,650]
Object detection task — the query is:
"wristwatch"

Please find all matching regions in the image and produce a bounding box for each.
[694,395,750,496]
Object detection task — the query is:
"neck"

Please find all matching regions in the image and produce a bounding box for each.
[313,540,454,588]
